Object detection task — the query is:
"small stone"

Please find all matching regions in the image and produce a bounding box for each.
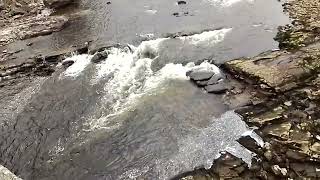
[264,150,273,161]
[173,12,179,17]
[205,83,228,94]
[284,101,292,106]
[187,70,215,81]
[271,165,287,176]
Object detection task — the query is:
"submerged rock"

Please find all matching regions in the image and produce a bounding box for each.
[91,50,109,63]
[204,83,228,94]
[62,59,75,67]
[207,74,224,85]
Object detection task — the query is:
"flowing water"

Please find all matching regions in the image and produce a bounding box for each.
[0,0,289,179]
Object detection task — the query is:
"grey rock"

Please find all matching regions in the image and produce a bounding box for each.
[237,135,263,154]
[207,74,224,85]
[205,83,228,94]
[91,51,109,63]
[62,59,74,67]
[187,70,215,81]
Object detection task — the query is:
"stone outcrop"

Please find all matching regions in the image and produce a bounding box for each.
[0,15,68,46]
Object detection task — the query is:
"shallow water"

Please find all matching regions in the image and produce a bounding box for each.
[3,0,289,66]
[0,0,289,179]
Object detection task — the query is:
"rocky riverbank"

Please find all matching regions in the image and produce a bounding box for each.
[179,0,320,179]
[0,0,77,178]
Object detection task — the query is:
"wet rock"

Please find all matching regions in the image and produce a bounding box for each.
[207,74,224,85]
[211,152,248,179]
[180,174,215,180]
[62,59,74,67]
[247,106,284,126]
[289,128,311,145]
[223,50,313,92]
[262,122,292,139]
[286,149,308,160]
[237,135,263,154]
[91,50,109,63]
[187,70,215,81]
[204,82,228,94]
[264,150,273,161]
[44,0,73,8]
[290,163,320,178]
[0,15,68,46]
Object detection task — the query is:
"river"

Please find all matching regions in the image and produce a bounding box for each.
[0,0,289,179]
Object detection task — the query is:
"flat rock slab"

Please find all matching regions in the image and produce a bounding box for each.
[0,15,68,47]
[224,44,320,92]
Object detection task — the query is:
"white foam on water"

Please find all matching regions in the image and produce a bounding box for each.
[60,29,230,130]
[145,9,157,14]
[155,111,254,179]
[122,111,257,179]
[180,28,232,45]
[62,54,92,77]
[204,0,254,7]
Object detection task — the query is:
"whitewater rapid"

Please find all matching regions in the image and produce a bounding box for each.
[45,28,262,179]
